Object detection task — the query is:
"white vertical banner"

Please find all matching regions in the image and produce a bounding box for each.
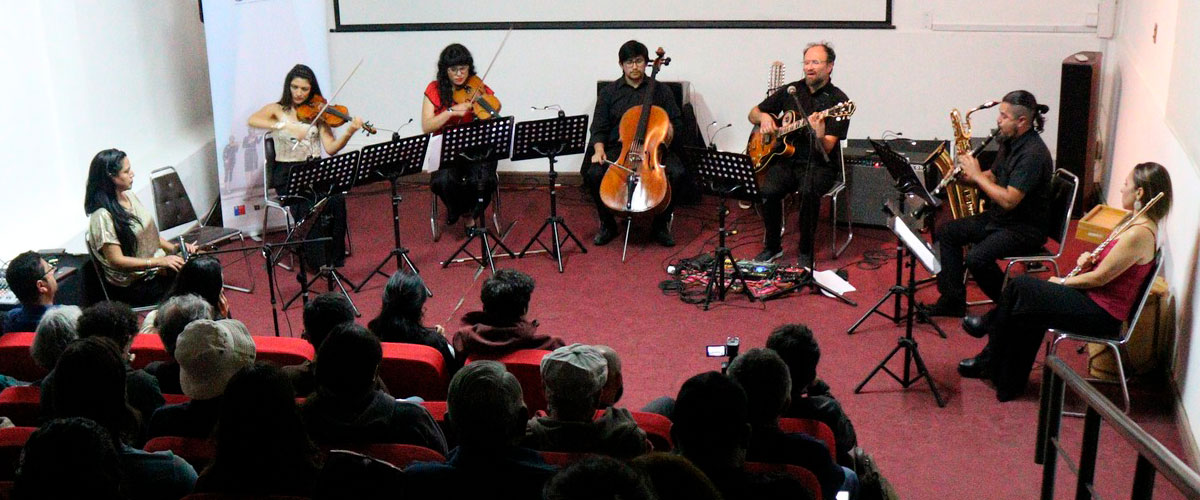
[203,0,330,236]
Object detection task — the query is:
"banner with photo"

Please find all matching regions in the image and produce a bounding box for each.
[202,0,330,236]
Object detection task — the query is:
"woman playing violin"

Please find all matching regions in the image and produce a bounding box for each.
[422,43,499,226]
[248,64,362,267]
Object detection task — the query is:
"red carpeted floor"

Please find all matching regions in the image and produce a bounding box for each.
[213,180,1189,499]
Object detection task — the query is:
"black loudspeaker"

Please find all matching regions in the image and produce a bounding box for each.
[1056,51,1102,217]
[838,139,942,227]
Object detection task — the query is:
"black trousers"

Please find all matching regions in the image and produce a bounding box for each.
[107,272,173,307]
[935,212,1044,304]
[760,161,836,256]
[981,274,1121,394]
[270,161,348,268]
[430,160,498,221]
[581,149,684,230]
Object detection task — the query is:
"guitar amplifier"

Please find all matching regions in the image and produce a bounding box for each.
[838,139,937,227]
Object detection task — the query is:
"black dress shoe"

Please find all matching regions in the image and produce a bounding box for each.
[653,227,676,247]
[593,225,618,246]
[962,315,988,338]
[957,356,991,379]
[921,299,967,318]
[996,384,1026,402]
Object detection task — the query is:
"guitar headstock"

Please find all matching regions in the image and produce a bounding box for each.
[826,101,857,120]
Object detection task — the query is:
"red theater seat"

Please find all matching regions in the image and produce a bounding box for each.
[420,401,448,423]
[0,427,37,480]
[253,337,315,366]
[0,332,47,382]
[465,349,550,413]
[379,343,447,401]
[0,386,42,427]
[538,450,589,468]
[145,436,216,469]
[745,461,822,500]
[590,409,673,451]
[163,393,190,405]
[779,417,837,462]
[330,443,446,469]
[130,333,169,369]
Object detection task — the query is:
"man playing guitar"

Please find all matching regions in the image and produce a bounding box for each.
[747,42,851,269]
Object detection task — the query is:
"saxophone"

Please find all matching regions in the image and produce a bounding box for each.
[933,105,994,219]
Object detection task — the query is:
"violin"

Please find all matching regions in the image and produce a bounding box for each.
[452,75,502,120]
[295,95,377,135]
[599,47,672,216]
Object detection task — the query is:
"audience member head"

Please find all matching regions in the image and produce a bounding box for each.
[13,417,123,500]
[175,319,256,400]
[208,363,320,492]
[165,256,225,314]
[302,292,356,349]
[47,337,139,444]
[1127,161,1173,222]
[544,455,655,500]
[670,371,751,470]
[5,251,56,306]
[447,360,527,448]
[594,345,624,407]
[369,271,430,340]
[541,344,607,420]
[631,453,723,500]
[314,323,382,400]
[154,294,215,358]
[727,348,792,425]
[76,301,138,355]
[480,269,535,324]
[31,306,81,371]
[84,148,139,256]
[766,323,820,393]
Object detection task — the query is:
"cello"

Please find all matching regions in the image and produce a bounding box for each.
[599,48,672,216]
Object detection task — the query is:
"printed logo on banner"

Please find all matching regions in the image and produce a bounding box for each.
[234,205,246,216]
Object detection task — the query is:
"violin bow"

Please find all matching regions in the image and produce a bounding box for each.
[478,25,513,83]
[293,58,365,151]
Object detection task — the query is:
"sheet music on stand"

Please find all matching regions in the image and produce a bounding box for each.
[511,114,589,161]
[889,215,940,274]
[868,138,940,210]
[358,134,430,181]
[284,150,362,203]
[440,116,515,166]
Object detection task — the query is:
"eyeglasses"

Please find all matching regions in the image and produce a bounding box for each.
[622,58,647,67]
[41,263,57,281]
[803,59,827,66]
[448,65,470,75]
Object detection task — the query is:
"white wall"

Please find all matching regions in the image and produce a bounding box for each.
[324,0,1103,171]
[1100,0,1200,448]
[0,1,215,259]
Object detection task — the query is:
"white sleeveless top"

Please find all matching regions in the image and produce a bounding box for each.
[270,111,321,162]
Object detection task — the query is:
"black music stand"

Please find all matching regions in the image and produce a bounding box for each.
[846,139,946,338]
[439,117,517,273]
[352,133,432,295]
[684,147,759,310]
[513,113,590,273]
[855,210,946,407]
[280,151,363,315]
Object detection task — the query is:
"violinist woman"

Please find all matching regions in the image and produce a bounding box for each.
[85,149,197,306]
[957,162,1172,401]
[248,64,362,267]
[421,43,498,226]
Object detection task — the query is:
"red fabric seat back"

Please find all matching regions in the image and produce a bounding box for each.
[163,393,190,405]
[744,461,822,500]
[538,450,588,468]
[130,333,170,369]
[590,409,673,451]
[328,443,446,469]
[253,337,315,366]
[144,436,216,470]
[379,343,447,401]
[0,427,37,480]
[419,401,448,423]
[465,349,550,413]
[0,332,47,382]
[0,386,42,427]
[778,417,837,462]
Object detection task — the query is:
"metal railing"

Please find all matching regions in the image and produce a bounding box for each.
[1036,355,1200,499]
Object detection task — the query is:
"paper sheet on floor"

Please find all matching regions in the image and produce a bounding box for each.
[815,269,855,298]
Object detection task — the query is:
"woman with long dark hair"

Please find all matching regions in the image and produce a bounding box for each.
[248,63,363,267]
[140,255,229,333]
[195,363,321,496]
[367,271,456,370]
[959,162,1173,401]
[422,43,500,227]
[85,148,196,306]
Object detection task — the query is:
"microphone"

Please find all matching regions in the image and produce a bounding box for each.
[710,123,733,148]
[532,104,565,118]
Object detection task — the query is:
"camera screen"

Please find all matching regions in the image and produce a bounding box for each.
[706,345,727,357]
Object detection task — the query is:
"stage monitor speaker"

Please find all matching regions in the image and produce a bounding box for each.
[1056,51,1102,217]
[838,139,941,228]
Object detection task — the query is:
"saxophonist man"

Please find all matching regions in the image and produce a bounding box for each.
[923,91,1054,330]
